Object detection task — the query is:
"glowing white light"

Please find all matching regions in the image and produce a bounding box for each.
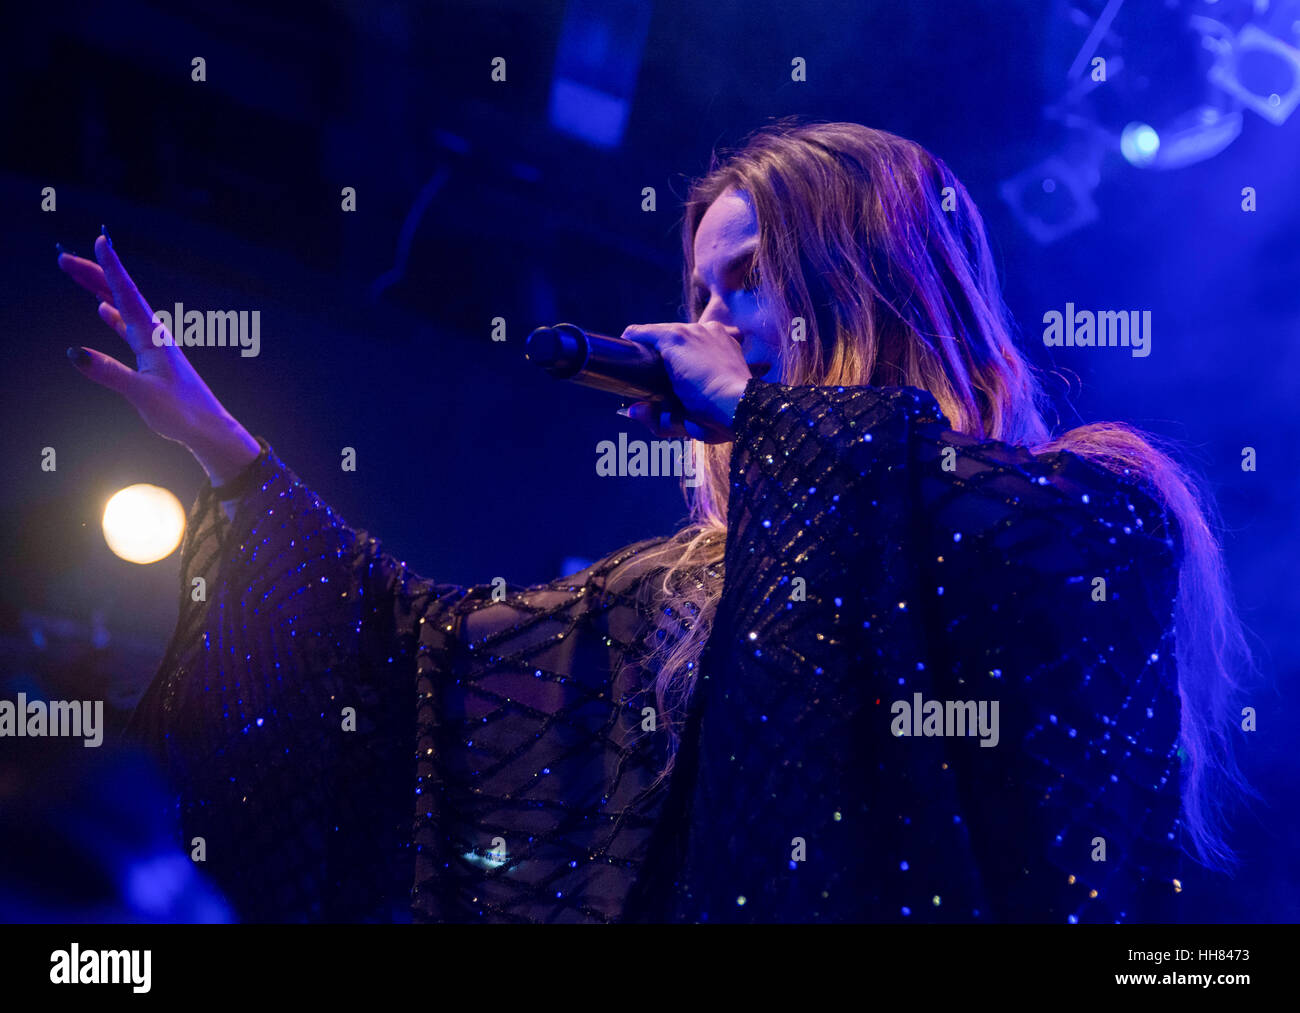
[1120,122,1160,166]
[102,484,186,564]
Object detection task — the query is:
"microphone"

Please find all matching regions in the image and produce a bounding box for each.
[525,323,673,401]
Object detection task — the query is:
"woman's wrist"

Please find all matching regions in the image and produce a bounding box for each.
[188,417,263,488]
[715,375,757,437]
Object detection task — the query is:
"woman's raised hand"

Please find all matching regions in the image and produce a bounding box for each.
[58,231,261,486]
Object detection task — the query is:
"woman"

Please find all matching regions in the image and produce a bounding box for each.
[58,120,1252,923]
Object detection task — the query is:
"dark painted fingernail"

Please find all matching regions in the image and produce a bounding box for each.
[56,242,79,259]
[101,224,112,248]
[67,346,91,367]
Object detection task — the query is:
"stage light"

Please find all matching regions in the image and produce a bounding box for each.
[1207,23,1300,126]
[1140,104,1242,171]
[999,154,1100,245]
[1120,122,1160,166]
[1007,2,1291,240]
[102,484,186,565]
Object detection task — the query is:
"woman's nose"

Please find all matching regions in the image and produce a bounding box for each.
[698,295,731,328]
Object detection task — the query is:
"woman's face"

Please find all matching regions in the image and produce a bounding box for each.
[691,187,784,381]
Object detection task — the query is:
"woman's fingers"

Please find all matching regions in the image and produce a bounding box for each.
[59,240,163,352]
[98,301,128,340]
[627,401,691,439]
[66,346,142,400]
[93,233,157,349]
[655,407,690,438]
[57,252,115,304]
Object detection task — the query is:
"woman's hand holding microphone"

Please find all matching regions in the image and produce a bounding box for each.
[618,320,762,443]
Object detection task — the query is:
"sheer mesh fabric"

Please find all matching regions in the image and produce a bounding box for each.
[127,378,1184,922]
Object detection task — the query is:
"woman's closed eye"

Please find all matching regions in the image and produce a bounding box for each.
[693,268,759,314]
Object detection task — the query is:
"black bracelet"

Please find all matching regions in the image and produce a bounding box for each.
[209,437,271,501]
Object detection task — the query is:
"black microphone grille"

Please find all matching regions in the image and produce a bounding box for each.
[525,324,586,375]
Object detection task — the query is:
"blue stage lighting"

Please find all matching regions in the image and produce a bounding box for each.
[548,0,651,148]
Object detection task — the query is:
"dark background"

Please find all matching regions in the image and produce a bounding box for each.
[1,0,1295,921]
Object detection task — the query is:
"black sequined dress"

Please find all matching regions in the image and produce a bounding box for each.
[126,379,1186,922]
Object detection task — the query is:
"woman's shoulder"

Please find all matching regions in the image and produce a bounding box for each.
[913,419,1182,569]
[734,378,1181,565]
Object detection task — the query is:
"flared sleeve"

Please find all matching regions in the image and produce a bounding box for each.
[654,378,1184,923]
[126,437,466,921]
[915,423,1185,922]
[128,437,683,923]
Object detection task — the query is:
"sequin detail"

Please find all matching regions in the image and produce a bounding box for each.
[127,378,1184,923]
[628,380,1183,924]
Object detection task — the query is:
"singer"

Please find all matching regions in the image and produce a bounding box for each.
[57,120,1252,923]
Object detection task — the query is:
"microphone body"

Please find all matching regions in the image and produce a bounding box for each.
[525,323,672,400]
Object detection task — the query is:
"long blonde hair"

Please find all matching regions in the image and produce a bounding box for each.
[633,117,1256,871]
